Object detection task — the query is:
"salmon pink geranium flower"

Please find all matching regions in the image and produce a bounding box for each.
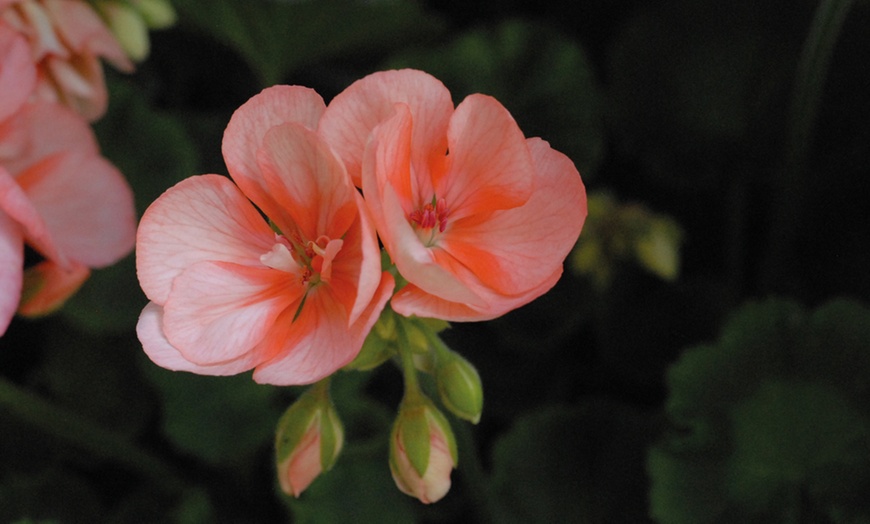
[318,69,587,321]
[1,0,133,121]
[136,86,394,385]
[0,29,136,335]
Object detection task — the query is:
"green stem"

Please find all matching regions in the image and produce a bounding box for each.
[0,376,184,492]
[760,0,855,290]
[394,317,422,401]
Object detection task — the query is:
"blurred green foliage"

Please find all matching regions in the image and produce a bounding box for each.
[1,0,869,522]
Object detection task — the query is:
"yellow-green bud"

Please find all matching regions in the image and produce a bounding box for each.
[98,1,150,61]
[130,0,177,29]
[436,351,483,424]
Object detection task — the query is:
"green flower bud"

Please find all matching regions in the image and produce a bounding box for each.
[436,351,483,424]
[275,384,343,497]
[130,0,177,29]
[97,1,150,61]
[389,396,457,504]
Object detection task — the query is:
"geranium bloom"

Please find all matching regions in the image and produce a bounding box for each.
[136,86,394,385]
[1,0,133,121]
[319,69,587,321]
[0,30,136,335]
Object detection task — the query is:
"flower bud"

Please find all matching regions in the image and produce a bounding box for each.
[275,385,344,497]
[389,396,458,504]
[633,216,683,282]
[436,351,483,424]
[344,311,396,371]
[130,0,177,29]
[97,1,150,62]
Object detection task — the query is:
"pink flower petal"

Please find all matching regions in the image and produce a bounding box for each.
[17,259,89,316]
[137,301,262,375]
[391,266,563,322]
[319,69,453,187]
[0,25,35,121]
[222,85,326,220]
[439,94,534,221]
[252,286,355,386]
[0,209,23,335]
[0,102,100,175]
[43,0,133,72]
[18,151,135,268]
[362,105,486,307]
[438,137,586,295]
[136,174,276,304]
[331,192,385,326]
[255,122,356,240]
[162,261,303,366]
[0,159,65,266]
[252,273,394,386]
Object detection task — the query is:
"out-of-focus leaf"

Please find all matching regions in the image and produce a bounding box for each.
[172,0,444,86]
[387,18,604,180]
[649,298,870,523]
[63,77,198,334]
[140,355,282,465]
[490,400,654,523]
[0,469,103,523]
[31,324,152,439]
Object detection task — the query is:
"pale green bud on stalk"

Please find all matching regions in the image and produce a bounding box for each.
[97,1,150,61]
[389,395,458,504]
[275,381,343,497]
[435,350,483,424]
[130,0,177,29]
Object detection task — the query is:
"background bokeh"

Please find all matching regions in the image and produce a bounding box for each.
[2,0,870,522]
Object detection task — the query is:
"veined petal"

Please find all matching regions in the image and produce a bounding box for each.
[136,174,276,304]
[439,138,586,295]
[252,286,356,386]
[162,261,303,366]
[223,85,326,220]
[19,151,135,268]
[0,26,35,121]
[362,109,486,307]
[440,94,534,222]
[17,259,89,317]
[392,266,563,322]
[138,301,262,375]
[331,192,383,326]
[256,122,356,240]
[319,69,453,187]
[0,209,23,335]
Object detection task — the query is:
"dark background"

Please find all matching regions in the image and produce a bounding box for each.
[1,0,869,522]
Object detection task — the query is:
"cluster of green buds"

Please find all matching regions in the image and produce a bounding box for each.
[571,190,684,289]
[92,0,176,62]
[273,307,484,503]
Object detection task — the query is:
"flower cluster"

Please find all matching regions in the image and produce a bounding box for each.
[0,0,153,336]
[136,69,587,502]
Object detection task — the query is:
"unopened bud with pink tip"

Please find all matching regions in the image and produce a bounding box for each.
[389,395,458,504]
[275,382,343,497]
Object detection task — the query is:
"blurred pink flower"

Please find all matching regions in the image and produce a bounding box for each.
[136,86,394,385]
[1,0,133,121]
[0,37,136,333]
[320,69,587,321]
